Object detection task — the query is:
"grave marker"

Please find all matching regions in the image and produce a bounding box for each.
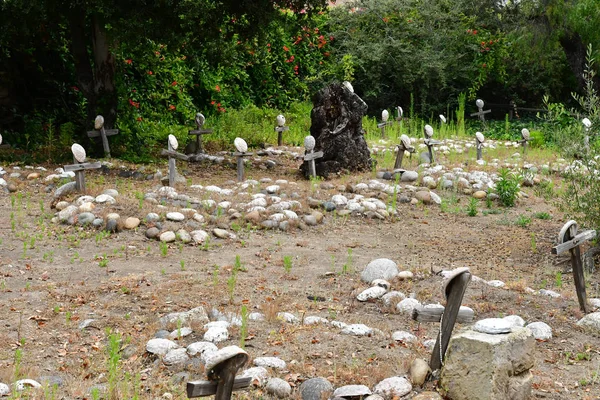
[233,137,253,182]
[63,144,101,193]
[87,115,119,158]
[470,99,491,129]
[274,114,290,147]
[582,118,592,150]
[188,113,213,154]
[303,135,324,178]
[552,220,597,313]
[413,267,472,371]
[520,128,530,155]
[187,346,251,400]
[475,131,485,161]
[377,109,393,139]
[394,134,415,169]
[160,134,189,187]
[423,124,442,164]
[395,106,404,124]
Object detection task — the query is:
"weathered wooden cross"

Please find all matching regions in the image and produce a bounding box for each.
[582,118,592,150]
[87,115,119,158]
[63,144,101,193]
[303,135,324,178]
[475,131,485,161]
[423,124,442,164]
[274,114,290,147]
[233,137,253,182]
[552,220,597,313]
[470,99,491,129]
[187,346,252,400]
[377,109,394,139]
[188,113,213,155]
[395,106,403,124]
[520,128,531,155]
[160,135,189,187]
[394,134,415,169]
[412,267,472,371]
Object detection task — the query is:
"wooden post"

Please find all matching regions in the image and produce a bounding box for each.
[188,113,213,154]
[160,135,189,187]
[275,126,289,147]
[168,140,176,187]
[377,122,393,139]
[236,155,245,182]
[304,150,324,178]
[425,139,441,164]
[552,220,597,313]
[476,132,484,161]
[87,115,118,158]
[426,268,472,371]
[395,135,415,170]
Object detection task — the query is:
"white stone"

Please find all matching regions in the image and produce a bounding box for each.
[373,377,412,399]
[277,312,298,323]
[304,136,315,151]
[357,286,387,301]
[146,338,179,355]
[392,331,417,343]
[190,230,209,244]
[341,324,373,336]
[473,318,514,334]
[503,315,525,328]
[163,348,189,365]
[538,289,561,298]
[266,185,280,194]
[168,134,179,150]
[168,327,193,339]
[239,367,269,387]
[159,231,176,242]
[166,212,185,221]
[234,137,248,153]
[95,194,116,204]
[303,316,329,325]
[526,321,552,340]
[254,357,286,369]
[187,341,218,357]
[203,326,229,343]
[14,379,42,391]
[577,312,600,332]
[382,291,406,305]
[0,383,9,396]
[333,385,371,398]
[486,280,505,288]
[361,258,399,283]
[71,143,86,163]
[397,298,421,314]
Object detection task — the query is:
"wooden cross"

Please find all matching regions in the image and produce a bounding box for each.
[394,134,415,169]
[188,113,213,154]
[423,125,441,164]
[86,115,119,158]
[160,135,189,187]
[187,346,251,400]
[233,138,253,182]
[520,128,530,155]
[275,115,290,147]
[475,132,485,161]
[302,136,323,178]
[552,220,597,313]
[470,99,491,129]
[412,267,472,371]
[377,110,394,138]
[63,144,101,193]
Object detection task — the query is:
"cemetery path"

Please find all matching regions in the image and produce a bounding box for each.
[0,161,599,399]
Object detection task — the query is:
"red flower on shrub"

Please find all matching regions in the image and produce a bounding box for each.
[294,65,299,75]
[169,105,176,110]
[71,86,79,91]
[211,100,216,105]
[283,45,289,52]
[215,85,221,92]
[137,117,143,122]
[125,59,133,65]
[147,71,153,75]
[128,99,140,108]
[171,81,178,86]
[482,63,487,68]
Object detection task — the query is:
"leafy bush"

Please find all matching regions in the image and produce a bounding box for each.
[495,168,520,207]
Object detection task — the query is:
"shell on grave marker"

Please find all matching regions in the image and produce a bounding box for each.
[71,144,86,163]
[382,109,389,122]
[0,133,2,145]
[234,137,248,153]
[424,124,434,138]
[205,345,248,376]
[168,134,179,150]
[195,112,206,128]
[397,106,403,119]
[439,114,447,123]
[94,115,104,130]
[304,135,316,151]
[558,220,577,243]
[582,117,592,129]
[400,134,411,149]
[476,99,484,109]
[476,131,485,143]
[342,81,354,93]
[276,114,286,127]
[521,128,530,141]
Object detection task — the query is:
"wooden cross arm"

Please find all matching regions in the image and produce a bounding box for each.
[425,139,442,146]
[304,151,324,161]
[233,152,253,157]
[469,110,492,116]
[189,129,213,135]
[186,377,252,398]
[63,162,102,172]
[274,126,290,132]
[377,122,393,128]
[552,230,597,255]
[398,144,415,153]
[87,129,119,138]
[412,306,474,323]
[161,149,189,160]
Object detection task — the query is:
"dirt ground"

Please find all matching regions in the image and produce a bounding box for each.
[1,152,600,400]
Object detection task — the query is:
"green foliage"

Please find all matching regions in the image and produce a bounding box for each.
[467,198,479,217]
[496,168,520,207]
[283,255,293,274]
[515,215,531,228]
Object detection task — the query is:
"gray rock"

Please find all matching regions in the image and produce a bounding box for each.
[373,377,412,399]
[190,230,209,244]
[440,328,534,400]
[154,330,170,339]
[239,367,269,387]
[146,212,160,223]
[322,201,336,212]
[303,316,329,325]
[58,205,78,223]
[303,215,318,226]
[266,378,292,398]
[254,357,286,369]
[171,372,190,385]
[361,258,399,283]
[168,327,193,339]
[382,291,406,305]
[37,375,64,388]
[538,289,561,298]
[160,307,209,328]
[78,319,96,330]
[145,227,160,239]
[341,324,373,336]
[577,312,600,333]
[300,378,333,400]
[357,286,387,302]
[401,170,418,182]
[92,218,104,228]
[503,315,525,328]
[187,342,218,357]
[146,338,179,355]
[54,181,77,198]
[105,218,118,233]
[176,229,192,244]
[95,194,116,204]
[392,331,417,344]
[163,348,190,365]
[77,212,95,226]
[167,212,185,222]
[333,384,371,398]
[160,231,176,242]
[526,321,552,340]
[0,383,9,396]
[396,298,421,314]
[409,359,431,386]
